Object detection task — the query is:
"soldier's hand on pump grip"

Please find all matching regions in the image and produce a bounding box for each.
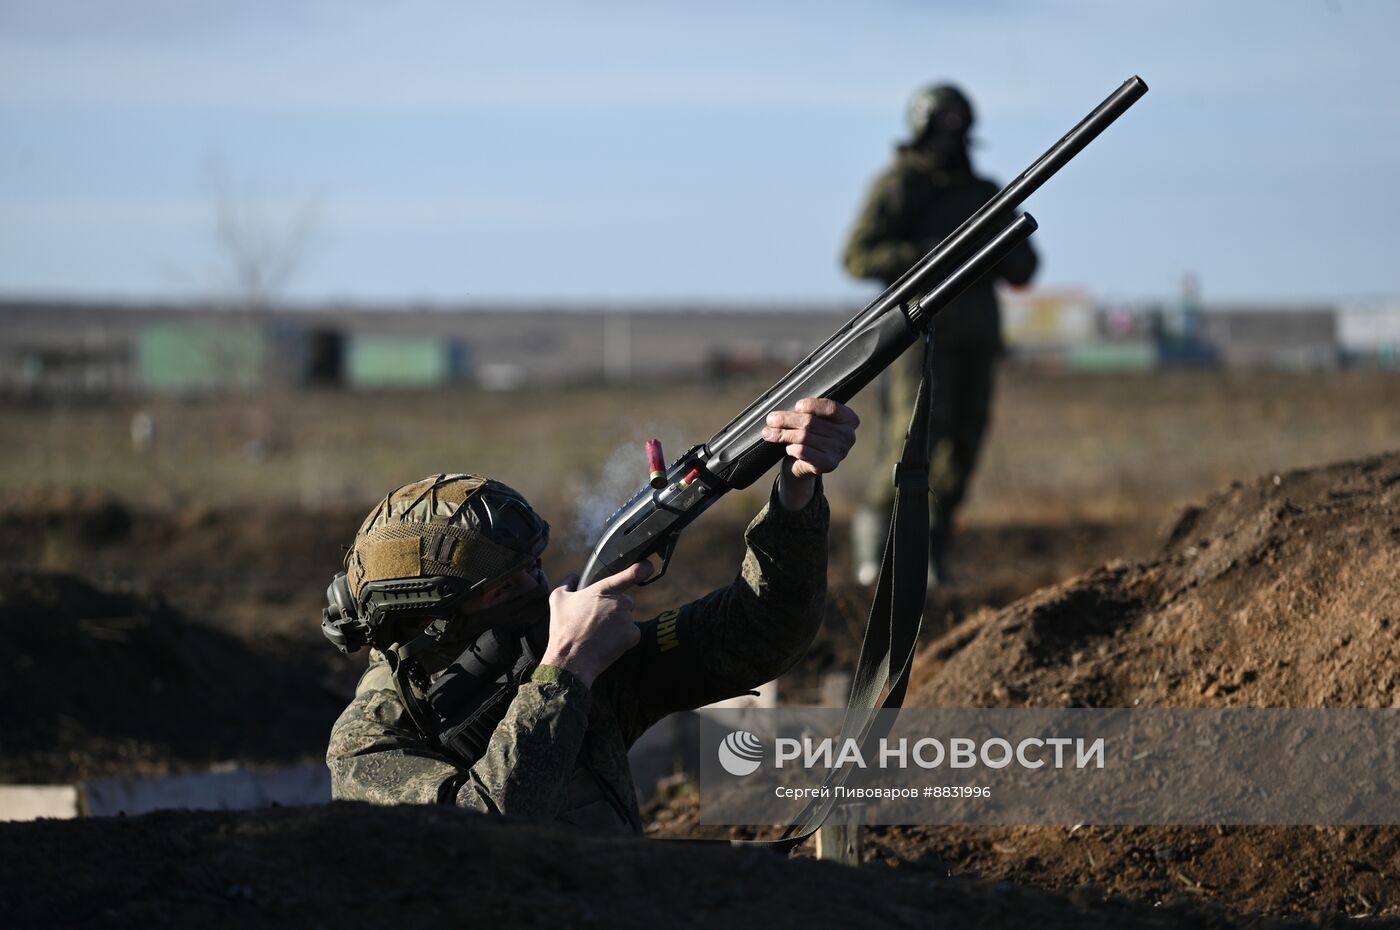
[547,396,859,686]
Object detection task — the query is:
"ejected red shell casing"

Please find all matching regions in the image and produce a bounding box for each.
[646,439,667,489]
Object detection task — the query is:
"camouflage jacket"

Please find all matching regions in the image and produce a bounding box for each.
[844,146,1038,348]
[326,480,830,833]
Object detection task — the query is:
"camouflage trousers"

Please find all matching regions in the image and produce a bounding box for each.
[865,341,998,532]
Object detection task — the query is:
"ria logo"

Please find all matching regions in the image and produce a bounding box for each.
[717,730,765,777]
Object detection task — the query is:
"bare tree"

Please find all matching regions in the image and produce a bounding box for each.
[206,154,321,314]
[200,156,324,463]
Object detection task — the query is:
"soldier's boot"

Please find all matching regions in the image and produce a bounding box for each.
[851,506,888,586]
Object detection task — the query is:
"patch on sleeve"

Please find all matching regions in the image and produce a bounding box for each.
[655,608,681,652]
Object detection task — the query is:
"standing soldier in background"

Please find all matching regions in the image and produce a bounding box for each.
[844,83,1038,586]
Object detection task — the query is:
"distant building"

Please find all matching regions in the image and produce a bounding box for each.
[1337,300,1400,368]
[1001,290,1159,372]
[1000,288,1097,349]
[1197,305,1339,370]
[1,294,1395,392]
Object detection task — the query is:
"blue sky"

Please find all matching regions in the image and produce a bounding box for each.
[2,0,1397,304]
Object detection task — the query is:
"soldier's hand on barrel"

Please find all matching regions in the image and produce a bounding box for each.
[761,397,860,478]
[542,561,653,687]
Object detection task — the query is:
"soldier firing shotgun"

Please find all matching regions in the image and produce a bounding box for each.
[319,77,1147,834]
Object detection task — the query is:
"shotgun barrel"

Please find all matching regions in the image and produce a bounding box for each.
[578,77,1148,586]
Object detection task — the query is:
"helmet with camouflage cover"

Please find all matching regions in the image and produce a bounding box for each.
[321,474,550,656]
[906,82,975,142]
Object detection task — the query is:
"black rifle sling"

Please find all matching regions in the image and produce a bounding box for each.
[736,333,934,853]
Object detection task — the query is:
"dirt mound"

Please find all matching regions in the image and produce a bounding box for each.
[0,569,344,781]
[0,489,134,543]
[870,452,1400,918]
[0,496,363,639]
[911,451,1400,709]
[648,453,1400,918]
[0,803,1364,930]
[866,823,1400,920]
[644,793,1400,920]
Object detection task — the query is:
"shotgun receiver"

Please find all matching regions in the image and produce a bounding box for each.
[579,76,1148,586]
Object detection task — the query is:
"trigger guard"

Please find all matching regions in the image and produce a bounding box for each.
[638,535,679,586]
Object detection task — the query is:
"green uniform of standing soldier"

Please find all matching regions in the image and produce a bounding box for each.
[324,398,860,833]
[844,83,1038,586]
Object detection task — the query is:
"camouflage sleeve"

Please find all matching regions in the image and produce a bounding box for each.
[599,478,830,746]
[843,164,922,284]
[326,659,591,820]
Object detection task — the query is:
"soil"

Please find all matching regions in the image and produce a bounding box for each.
[908,451,1400,709]
[0,567,344,782]
[0,802,1376,930]
[647,784,1400,922]
[648,451,1400,919]
[871,452,1400,920]
[4,448,1399,925]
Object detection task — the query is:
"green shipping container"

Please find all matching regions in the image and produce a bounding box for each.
[1066,341,1157,373]
[138,323,265,391]
[347,336,456,388]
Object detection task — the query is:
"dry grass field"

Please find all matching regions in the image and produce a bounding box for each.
[8,367,1399,524]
